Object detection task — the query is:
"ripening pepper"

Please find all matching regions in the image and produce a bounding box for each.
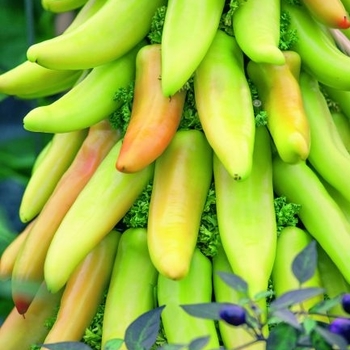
[147,129,213,280]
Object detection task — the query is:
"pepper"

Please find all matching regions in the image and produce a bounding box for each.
[147,130,213,280]
[0,220,34,279]
[301,0,350,29]
[317,245,350,318]
[212,245,265,350]
[101,228,158,349]
[247,50,310,164]
[161,0,226,96]
[157,248,220,349]
[44,138,154,293]
[271,226,328,323]
[281,1,350,90]
[322,85,350,119]
[232,0,285,65]
[19,129,88,223]
[0,282,62,350]
[213,126,276,315]
[12,120,120,314]
[272,155,350,285]
[299,71,350,204]
[116,44,186,173]
[194,30,255,181]
[331,111,350,153]
[40,229,121,348]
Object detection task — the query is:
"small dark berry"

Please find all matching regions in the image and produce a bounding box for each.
[342,293,350,314]
[328,317,350,344]
[219,304,246,326]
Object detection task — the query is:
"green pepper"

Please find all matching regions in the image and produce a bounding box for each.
[44,139,154,294]
[160,0,226,96]
[157,248,220,348]
[299,71,350,204]
[247,50,310,164]
[147,130,213,280]
[272,155,350,285]
[212,245,265,350]
[101,228,158,349]
[194,30,255,181]
[232,0,285,65]
[213,126,276,313]
[281,1,350,90]
[322,85,350,120]
[271,226,328,323]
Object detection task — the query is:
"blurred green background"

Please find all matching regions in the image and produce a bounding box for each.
[0,0,58,322]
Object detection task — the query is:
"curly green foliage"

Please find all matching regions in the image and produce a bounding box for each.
[122,181,153,229]
[274,196,302,235]
[148,5,167,44]
[109,82,134,135]
[218,0,243,36]
[248,78,268,127]
[196,183,221,258]
[279,10,298,51]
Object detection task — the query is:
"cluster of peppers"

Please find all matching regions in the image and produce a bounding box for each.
[1,0,350,349]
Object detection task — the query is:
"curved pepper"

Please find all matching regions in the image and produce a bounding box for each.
[194,30,255,181]
[158,248,220,349]
[232,0,285,65]
[214,126,276,317]
[44,139,154,293]
[301,0,350,29]
[116,44,186,173]
[19,129,88,223]
[12,120,120,314]
[299,71,350,204]
[272,226,328,323]
[161,0,225,96]
[147,130,212,280]
[101,228,158,349]
[247,50,310,164]
[281,1,350,90]
[272,155,350,285]
[40,229,121,347]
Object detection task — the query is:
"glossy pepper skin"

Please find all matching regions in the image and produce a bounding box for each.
[212,245,265,350]
[0,282,62,350]
[271,226,328,323]
[147,130,213,280]
[19,129,88,223]
[194,30,255,181]
[11,120,121,314]
[301,0,350,29]
[213,126,276,316]
[317,245,350,318]
[161,0,225,96]
[44,139,154,294]
[40,230,121,348]
[281,1,350,90]
[158,248,220,349]
[101,228,158,349]
[299,71,350,204]
[272,155,350,285]
[247,51,310,164]
[116,44,186,173]
[232,0,285,65]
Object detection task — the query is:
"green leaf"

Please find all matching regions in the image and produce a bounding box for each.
[269,309,302,330]
[157,345,185,350]
[266,323,299,350]
[188,336,210,350]
[37,342,92,350]
[270,287,325,311]
[180,302,232,321]
[124,306,165,350]
[216,271,248,295]
[292,240,317,285]
[302,317,317,335]
[314,325,349,350]
[310,328,333,350]
[309,295,343,314]
[104,338,124,350]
